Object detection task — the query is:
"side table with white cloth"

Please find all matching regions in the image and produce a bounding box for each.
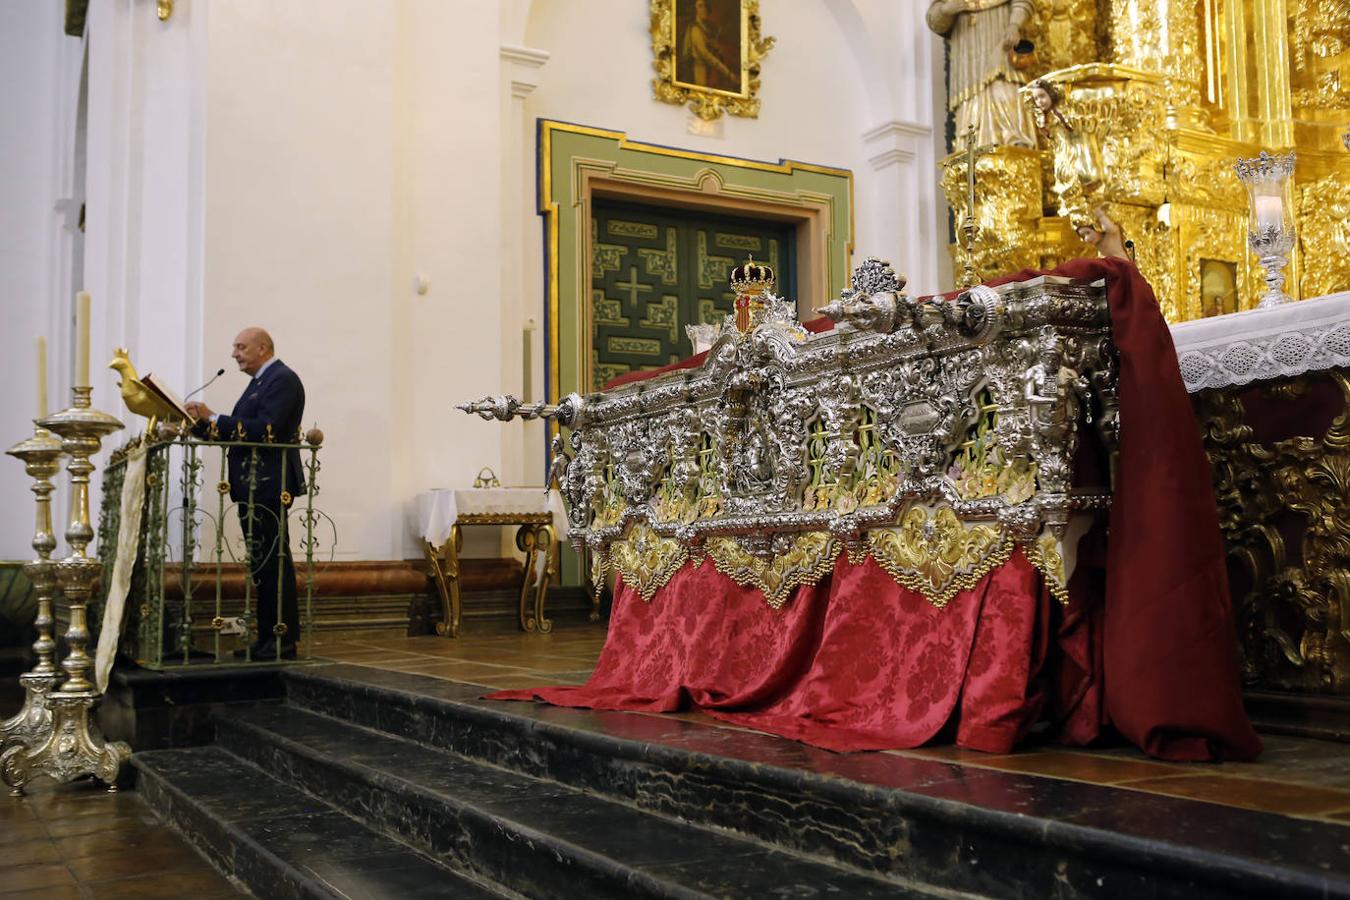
[415,489,567,637]
[1171,291,1350,701]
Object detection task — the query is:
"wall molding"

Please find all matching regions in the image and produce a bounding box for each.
[500,43,550,99]
[861,119,932,170]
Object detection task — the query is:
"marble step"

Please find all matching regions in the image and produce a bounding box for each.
[214,701,925,899]
[133,745,511,899]
[283,664,1350,900]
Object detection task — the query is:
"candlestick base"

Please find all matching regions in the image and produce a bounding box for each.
[0,695,130,795]
[0,671,60,753]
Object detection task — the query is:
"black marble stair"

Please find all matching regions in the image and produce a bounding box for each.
[279,664,1350,900]
[211,702,921,898]
[133,745,508,899]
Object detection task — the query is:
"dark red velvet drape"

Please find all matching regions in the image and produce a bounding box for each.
[493,258,1260,761]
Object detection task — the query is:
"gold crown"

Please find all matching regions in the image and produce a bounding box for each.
[730,256,775,295]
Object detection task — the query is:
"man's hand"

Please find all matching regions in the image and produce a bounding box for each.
[185,400,213,421]
[1077,208,1129,260]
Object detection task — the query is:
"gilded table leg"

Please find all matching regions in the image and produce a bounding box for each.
[587,548,604,623]
[533,523,555,634]
[424,540,446,635]
[428,525,463,638]
[515,524,540,632]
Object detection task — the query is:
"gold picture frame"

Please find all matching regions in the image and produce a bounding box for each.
[650,0,774,121]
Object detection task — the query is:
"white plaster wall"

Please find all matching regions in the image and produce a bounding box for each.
[199,0,502,561]
[0,4,82,559]
[199,1,398,559]
[84,0,208,446]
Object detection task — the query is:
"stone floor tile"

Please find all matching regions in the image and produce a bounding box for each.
[0,862,79,893]
[0,839,61,868]
[1123,773,1350,817]
[66,842,211,883]
[0,885,84,900]
[54,826,194,862]
[956,748,1192,784]
[83,868,244,900]
[0,821,49,846]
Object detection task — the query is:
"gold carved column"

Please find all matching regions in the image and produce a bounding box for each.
[1106,0,1207,128]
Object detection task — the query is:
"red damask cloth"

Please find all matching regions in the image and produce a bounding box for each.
[492,257,1261,761]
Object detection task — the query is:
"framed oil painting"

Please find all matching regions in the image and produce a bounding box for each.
[650,0,774,120]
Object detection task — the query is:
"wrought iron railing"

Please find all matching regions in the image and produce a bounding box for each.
[96,433,333,667]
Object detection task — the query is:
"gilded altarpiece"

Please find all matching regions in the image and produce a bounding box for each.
[1195,373,1350,694]
[936,0,1350,322]
[1175,296,1350,698]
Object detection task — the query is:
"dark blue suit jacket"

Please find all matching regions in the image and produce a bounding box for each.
[207,360,306,503]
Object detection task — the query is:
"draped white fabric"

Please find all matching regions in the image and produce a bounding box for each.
[96,445,149,693]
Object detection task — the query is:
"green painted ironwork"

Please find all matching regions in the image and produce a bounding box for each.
[94,432,333,670]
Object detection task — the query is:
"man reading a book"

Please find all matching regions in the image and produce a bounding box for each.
[186,327,306,659]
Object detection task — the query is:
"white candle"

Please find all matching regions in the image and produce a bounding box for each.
[1254,195,1283,230]
[36,336,47,420]
[75,291,90,388]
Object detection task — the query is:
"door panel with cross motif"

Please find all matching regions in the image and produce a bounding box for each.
[590,201,796,390]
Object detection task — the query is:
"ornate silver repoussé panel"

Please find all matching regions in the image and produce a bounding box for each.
[461,258,1118,609]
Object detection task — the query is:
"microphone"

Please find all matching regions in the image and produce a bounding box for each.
[185,368,226,402]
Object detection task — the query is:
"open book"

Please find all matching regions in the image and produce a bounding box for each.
[140,373,193,422]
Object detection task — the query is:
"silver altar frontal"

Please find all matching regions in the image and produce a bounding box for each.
[462,259,1119,609]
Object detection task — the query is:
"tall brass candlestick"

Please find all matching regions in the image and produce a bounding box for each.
[1,385,130,795]
[957,123,992,289]
[0,429,64,753]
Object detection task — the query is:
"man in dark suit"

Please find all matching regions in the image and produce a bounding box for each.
[187,327,305,659]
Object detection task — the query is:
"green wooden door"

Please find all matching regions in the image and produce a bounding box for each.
[590,201,796,390]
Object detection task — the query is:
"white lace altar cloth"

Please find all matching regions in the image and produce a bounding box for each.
[415,488,568,547]
[1171,291,1350,392]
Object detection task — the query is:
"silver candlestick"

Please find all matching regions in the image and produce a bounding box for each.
[1234,150,1297,309]
[0,429,64,753]
[1,386,130,795]
[1247,223,1296,309]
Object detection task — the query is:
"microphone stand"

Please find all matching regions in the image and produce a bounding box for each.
[185,368,226,403]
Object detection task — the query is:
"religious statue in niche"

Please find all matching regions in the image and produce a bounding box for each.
[1200,259,1239,318]
[650,0,775,120]
[926,0,1039,148]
